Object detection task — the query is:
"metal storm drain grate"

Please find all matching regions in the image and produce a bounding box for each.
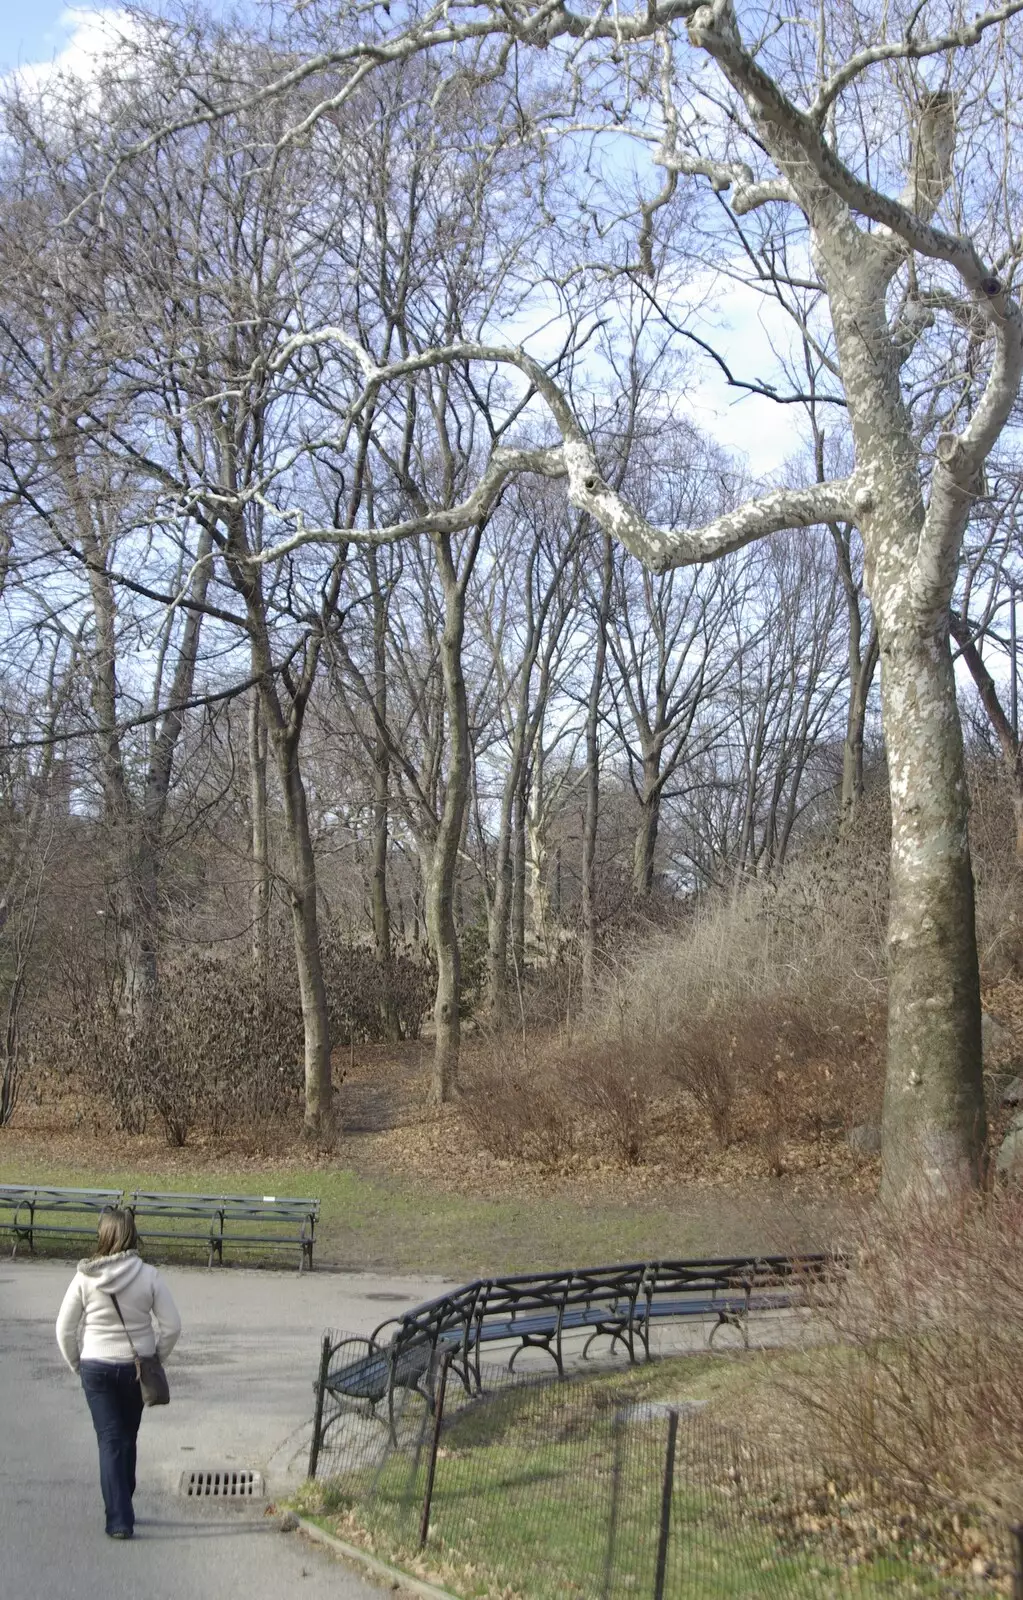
[180,1468,264,1499]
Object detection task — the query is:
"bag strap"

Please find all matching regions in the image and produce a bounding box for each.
[109,1292,142,1362]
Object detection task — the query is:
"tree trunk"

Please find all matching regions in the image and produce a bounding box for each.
[527,754,552,952]
[423,837,459,1101]
[830,510,879,834]
[878,620,986,1195]
[581,533,613,1008]
[841,629,879,831]
[511,779,527,982]
[951,612,1023,857]
[248,692,271,980]
[369,551,401,1039]
[426,532,476,1103]
[632,748,661,896]
[821,234,987,1200]
[277,740,334,1138]
[486,775,515,1026]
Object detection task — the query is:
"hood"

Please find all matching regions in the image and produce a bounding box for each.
[77,1249,145,1294]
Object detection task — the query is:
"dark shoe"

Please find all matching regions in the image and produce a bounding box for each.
[106,1529,133,1540]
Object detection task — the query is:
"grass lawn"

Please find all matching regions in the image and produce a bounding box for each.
[0,1144,834,1277]
[300,1358,960,1599]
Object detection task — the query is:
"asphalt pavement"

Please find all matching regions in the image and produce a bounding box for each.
[0,1258,452,1600]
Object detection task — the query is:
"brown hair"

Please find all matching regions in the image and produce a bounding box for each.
[93,1207,138,1258]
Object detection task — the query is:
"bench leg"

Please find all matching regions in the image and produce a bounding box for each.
[708,1312,749,1350]
[308,1334,331,1479]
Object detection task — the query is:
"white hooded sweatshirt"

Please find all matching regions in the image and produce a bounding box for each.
[55,1250,181,1374]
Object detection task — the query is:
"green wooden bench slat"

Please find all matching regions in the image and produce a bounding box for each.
[0,1186,125,1257]
[2,1185,319,1271]
[127,1190,318,1271]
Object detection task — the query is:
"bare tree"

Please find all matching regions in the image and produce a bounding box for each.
[472,478,582,1019]
[950,467,1023,851]
[11,0,1023,1195]
[0,96,217,1024]
[249,0,1019,1197]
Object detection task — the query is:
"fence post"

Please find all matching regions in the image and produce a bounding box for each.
[653,1407,679,1600]
[307,1333,332,1480]
[602,1405,626,1600]
[1012,1523,1023,1600]
[418,1350,452,1551]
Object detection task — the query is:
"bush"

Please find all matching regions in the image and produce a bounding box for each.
[461,1036,575,1164]
[321,934,433,1043]
[461,1034,669,1170]
[461,985,884,1175]
[569,1045,664,1167]
[39,945,306,1145]
[791,1192,1023,1526]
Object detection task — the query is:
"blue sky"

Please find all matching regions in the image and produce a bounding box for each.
[0,2,96,70]
[0,0,806,477]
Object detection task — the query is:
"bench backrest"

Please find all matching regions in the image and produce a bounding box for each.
[377,1262,652,1360]
[644,1253,830,1304]
[474,1263,647,1324]
[374,1253,829,1361]
[377,1281,485,1355]
[128,1191,318,1220]
[216,1196,319,1221]
[0,1185,123,1211]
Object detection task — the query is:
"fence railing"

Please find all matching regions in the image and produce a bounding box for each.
[306,1333,1017,1598]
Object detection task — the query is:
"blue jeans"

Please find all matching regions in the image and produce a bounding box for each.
[80,1360,144,1534]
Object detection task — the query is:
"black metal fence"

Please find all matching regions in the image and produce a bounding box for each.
[306,1334,1016,1598]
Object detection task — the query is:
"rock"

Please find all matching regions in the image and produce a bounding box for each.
[996,1111,1023,1180]
[847,1123,882,1157]
[982,1011,1012,1059]
[279,1511,300,1533]
[1002,1075,1023,1107]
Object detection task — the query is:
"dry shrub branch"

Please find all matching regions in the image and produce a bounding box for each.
[463,808,890,1175]
[793,1191,1023,1530]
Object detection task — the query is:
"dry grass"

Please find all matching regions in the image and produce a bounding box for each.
[463,799,891,1179]
[462,771,1023,1184]
[783,1190,1023,1529]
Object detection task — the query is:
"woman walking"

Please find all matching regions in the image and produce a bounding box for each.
[56,1207,181,1540]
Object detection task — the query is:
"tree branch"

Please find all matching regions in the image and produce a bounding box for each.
[810,3,1023,124]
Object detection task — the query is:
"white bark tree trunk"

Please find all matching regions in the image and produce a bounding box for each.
[879,620,985,1192]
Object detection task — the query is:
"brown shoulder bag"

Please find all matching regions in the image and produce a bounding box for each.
[109,1291,171,1406]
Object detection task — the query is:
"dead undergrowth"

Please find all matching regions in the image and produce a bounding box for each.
[6,966,1022,1208]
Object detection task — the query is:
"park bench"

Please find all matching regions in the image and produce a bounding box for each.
[127,1191,320,1271]
[311,1252,830,1464]
[636,1254,828,1354]
[0,1185,124,1256]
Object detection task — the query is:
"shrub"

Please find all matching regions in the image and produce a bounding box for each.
[40,944,306,1145]
[461,1038,575,1165]
[320,934,433,1043]
[663,1022,735,1149]
[791,1192,1023,1526]
[567,1044,665,1167]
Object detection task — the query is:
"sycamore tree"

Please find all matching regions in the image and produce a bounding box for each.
[91,0,1023,1196]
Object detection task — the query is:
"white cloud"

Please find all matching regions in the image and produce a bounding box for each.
[10,6,136,90]
[670,273,818,479]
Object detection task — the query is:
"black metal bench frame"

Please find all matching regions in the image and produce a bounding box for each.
[0,1185,125,1256]
[127,1191,320,1270]
[311,1251,830,1467]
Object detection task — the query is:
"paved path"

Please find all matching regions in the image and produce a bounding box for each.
[0,1259,452,1600]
